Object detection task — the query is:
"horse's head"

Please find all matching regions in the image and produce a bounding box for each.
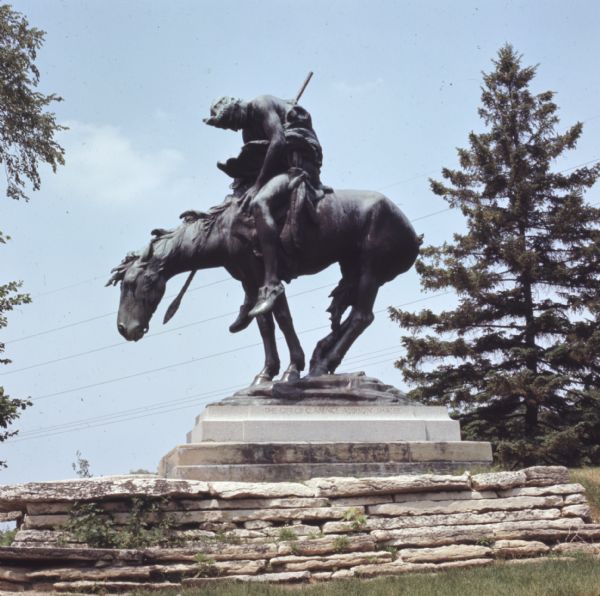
[106,230,170,341]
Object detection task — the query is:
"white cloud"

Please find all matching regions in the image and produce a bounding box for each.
[51,121,186,203]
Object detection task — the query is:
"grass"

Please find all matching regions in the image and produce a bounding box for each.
[0,528,16,546]
[570,467,600,521]
[133,557,600,596]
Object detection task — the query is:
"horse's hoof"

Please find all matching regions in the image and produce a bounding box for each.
[251,373,273,386]
[280,366,300,383]
[307,366,328,378]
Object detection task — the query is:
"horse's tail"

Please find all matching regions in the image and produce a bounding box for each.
[326,277,355,331]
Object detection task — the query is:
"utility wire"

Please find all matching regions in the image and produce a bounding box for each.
[6,278,233,344]
[32,276,107,298]
[5,203,451,346]
[11,155,600,307]
[30,292,451,402]
[12,345,414,442]
[3,283,335,376]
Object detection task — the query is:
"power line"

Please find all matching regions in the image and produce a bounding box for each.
[6,277,233,344]
[16,172,438,301]
[5,205,454,348]
[2,283,335,376]
[11,344,414,442]
[29,292,451,402]
[11,154,600,309]
[20,385,242,437]
[32,276,107,299]
[376,170,437,192]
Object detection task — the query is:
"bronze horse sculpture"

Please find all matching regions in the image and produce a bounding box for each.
[107,186,421,385]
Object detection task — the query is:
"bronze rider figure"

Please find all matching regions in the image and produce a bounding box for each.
[203,92,326,329]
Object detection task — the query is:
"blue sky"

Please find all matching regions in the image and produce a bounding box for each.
[1,0,599,483]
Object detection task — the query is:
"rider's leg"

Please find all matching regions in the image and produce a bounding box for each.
[248,174,290,317]
[229,289,255,333]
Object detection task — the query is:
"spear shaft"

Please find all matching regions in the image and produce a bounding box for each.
[294,71,313,105]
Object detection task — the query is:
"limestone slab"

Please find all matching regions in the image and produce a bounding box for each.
[270,551,392,571]
[399,544,491,563]
[564,493,587,505]
[322,508,562,534]
[307,472,471,497]
[171,461,483,482]
[163,441,490,467]
[491,540,549,558]
[207,481,313,499]
[498,483,585,498]
[562,504,592,520]
[351,558,493,577]
[0,476,209,510]
[187,403,460,443]
[471,471,527,491]
[368,495,563,516]
[170,505,355,524]
[552,542,600,555]
[407,441,492,462]
[523,466,570,486]
[182,571,311,585]
[372,517,586,546]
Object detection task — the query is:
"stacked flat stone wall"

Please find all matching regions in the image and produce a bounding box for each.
[0,466,599,592]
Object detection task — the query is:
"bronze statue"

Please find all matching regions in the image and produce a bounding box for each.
[108,80,421,384]
[108,190,420,384]
[203,90,330,323]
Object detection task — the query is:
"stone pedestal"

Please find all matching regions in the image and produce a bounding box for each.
[159,373,492,481]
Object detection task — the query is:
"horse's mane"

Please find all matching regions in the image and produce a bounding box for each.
[107,197,237,286]
[190,198,232,238]
[153,196,236,243]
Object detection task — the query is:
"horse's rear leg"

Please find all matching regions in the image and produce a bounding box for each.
[309,317,352,376]
[312,272,379,375]
[310,264,357,373]
[272,294,305,382]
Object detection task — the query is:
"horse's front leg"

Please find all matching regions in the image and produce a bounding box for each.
[272,293,305,382]
[251,312,281,386]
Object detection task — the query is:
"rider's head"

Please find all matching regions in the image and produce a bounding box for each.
[203,96,247,131]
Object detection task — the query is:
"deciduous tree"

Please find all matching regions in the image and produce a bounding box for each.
[0,3,64,201]
[0,4,65,465]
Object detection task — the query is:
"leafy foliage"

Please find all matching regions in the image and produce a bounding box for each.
[72,450,92,478]
[0,5,65,466]
[0,527,16,545]
[391,45,600,467]
[194,553,219,577]
[0,270,31,467]
[64,497,179,549]
[277,527,298,542]
[0,4,65,201]
[342,507,367,530]
[333,535,350,552]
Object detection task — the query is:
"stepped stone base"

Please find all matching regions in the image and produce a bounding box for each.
[160,441,493,481]
[159,373,492,481]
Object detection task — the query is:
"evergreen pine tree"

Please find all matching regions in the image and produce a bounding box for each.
[391,45,600,467]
